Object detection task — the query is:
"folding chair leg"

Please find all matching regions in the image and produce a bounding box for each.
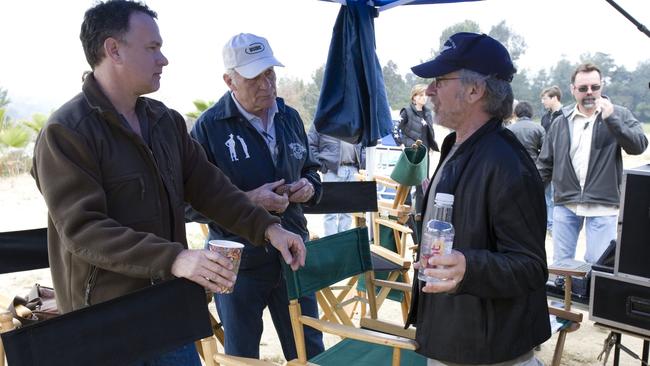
[317,292,339,324]
[401,270,412,323]
[552,330,568,366]
[213,323,225,346]
[288,300,308,364]
[400,298,410,324]
[196,337,218,366]
[392,347,401,366]
[358,290,367,318]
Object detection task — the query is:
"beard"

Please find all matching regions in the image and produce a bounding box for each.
[432,93,466,130]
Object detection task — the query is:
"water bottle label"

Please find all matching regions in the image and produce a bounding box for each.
[418,221,454,284]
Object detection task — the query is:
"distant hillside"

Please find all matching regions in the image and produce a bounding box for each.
[5,98,56,121]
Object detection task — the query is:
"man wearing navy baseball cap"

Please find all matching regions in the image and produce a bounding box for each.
[406,33,550,365]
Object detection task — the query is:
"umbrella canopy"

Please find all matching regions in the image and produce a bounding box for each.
[314,0,482,147]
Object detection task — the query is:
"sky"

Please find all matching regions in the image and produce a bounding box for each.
[1,0,649,118]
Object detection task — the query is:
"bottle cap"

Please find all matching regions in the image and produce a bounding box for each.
[434,192,454,205]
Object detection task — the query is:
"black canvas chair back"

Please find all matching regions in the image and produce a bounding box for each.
[0,228,212,366]
[302,181,378,215]
[0,228,48,274]
[1,278,212,366]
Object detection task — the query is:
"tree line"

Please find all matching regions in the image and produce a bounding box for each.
[277,20,650,127]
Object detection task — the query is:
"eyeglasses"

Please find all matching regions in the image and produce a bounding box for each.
[432,77,461,89]
[575,84,601,93]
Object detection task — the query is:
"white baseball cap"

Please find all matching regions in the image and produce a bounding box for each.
[223,33,284,79]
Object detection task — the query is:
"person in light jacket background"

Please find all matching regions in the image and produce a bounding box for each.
[398,84,439,215]
[308,125,362,236]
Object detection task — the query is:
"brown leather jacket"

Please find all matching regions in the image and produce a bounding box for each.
[32,74,279,313]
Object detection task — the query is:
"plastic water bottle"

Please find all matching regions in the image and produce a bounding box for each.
[418,193,455,283]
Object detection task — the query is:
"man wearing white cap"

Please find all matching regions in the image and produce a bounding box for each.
[188,33,324,360]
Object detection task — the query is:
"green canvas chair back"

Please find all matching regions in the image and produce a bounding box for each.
[281,227,426,366]
[390,143,427,186]
[283,227,373,300]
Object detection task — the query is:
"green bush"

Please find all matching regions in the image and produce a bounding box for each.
[0,124,30,148]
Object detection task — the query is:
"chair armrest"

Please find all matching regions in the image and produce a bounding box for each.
[548,267,588,278]
[374,175,400,190]
[299,316,417,350]
[548,305,583,323]
[373,279,411,293]
[213,354,275,366]
[370,246,410,268]
[359,318,415,339]
[374,218,413,234]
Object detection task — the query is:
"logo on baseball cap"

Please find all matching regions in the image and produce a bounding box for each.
[223,33,284,79]
[411,32,516,82]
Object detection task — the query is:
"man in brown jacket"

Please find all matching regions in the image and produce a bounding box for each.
[31,1,304,364]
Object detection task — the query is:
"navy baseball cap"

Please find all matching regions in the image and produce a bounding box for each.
[411,32,516,82]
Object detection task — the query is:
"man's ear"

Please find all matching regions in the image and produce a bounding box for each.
[104,37,122,63]
[466,80,486,104]
[223,73,236,91]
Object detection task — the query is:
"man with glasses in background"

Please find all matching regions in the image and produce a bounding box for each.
[537,63,648,264]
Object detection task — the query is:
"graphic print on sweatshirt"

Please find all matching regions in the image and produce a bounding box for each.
[225,133,252,162]
[288,142,306,160]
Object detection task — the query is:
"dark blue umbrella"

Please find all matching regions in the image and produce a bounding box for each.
[314,0,483,147]
[314,1,390,147]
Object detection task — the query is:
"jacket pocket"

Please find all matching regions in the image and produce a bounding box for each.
[104,173,151,224]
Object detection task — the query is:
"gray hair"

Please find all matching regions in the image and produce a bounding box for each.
[459,69,514,121]
[225,68,240,87]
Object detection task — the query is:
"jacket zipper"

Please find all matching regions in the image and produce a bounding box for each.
[84,266,99,306]
[161,144,176,191]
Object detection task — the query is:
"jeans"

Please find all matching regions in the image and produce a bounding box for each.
[323,166,358,236]
[214,263,324,360]
[552,205,617,263]
[132,343,201,366]
[544,183,554,231]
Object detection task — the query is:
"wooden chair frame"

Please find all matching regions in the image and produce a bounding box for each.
[356,171,415,322]
[547,266,589,366]
[213,229,420,366]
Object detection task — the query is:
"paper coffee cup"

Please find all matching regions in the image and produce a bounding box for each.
[208,240,244,294]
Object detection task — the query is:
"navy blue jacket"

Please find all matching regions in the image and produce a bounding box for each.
[190,92,322,271]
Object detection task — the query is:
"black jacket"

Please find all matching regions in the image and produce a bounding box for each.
[540,109,563,132]
[406,119,550,364]
[399,104,439,151]
[507,117,545,162]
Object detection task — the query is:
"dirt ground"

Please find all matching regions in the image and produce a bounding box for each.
[1,142,649,365]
